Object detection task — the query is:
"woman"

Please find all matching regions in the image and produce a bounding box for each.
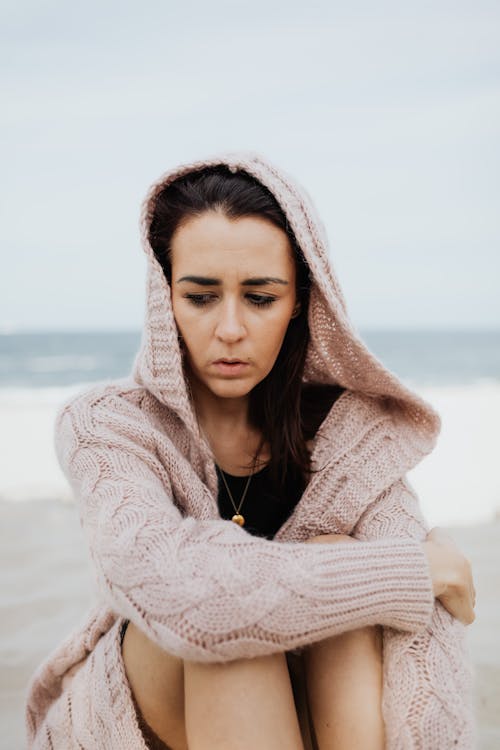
[25,151,476,750]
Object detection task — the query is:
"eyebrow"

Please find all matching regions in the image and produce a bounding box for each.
[176,275,289,286]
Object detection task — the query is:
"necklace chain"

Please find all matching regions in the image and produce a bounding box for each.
[216,464,254,527]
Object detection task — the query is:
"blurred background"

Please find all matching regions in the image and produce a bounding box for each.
[1,1,499,748]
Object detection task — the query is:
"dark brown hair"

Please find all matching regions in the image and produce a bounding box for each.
[148,164,343,496]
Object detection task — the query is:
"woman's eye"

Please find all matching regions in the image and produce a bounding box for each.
[185,294,275,308]
[247,295,275,307]
[184,294,212,307]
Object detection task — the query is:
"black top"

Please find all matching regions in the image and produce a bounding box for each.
[216,463,303,540]
[215,383,346,540]
[119,384,345,645]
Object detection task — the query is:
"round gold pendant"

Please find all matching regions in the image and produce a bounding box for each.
[232,514,245,526]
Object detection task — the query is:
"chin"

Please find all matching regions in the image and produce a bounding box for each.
[208,379,255,398]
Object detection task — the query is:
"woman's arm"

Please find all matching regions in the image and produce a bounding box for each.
[54,385,436,663]
[351,476,476,748]
[308,526,476,626]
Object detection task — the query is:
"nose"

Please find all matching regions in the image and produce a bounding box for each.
[214,298,246,342]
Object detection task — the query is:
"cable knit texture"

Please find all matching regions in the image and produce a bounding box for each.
[25,150,476,748]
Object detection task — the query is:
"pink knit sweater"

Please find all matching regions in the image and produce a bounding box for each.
[25,151,475,748]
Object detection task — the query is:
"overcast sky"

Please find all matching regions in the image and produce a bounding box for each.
[1,0,499,331]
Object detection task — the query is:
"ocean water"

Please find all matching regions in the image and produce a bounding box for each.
[0,328,499,524]
[0,328,498,389]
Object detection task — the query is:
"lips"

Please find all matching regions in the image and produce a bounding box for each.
[214,359,245,364]
[212,360,249,375]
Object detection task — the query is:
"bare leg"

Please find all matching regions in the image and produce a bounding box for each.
[183,651,305,750]
[122,620,304,750]
[121,595,383,750]
[121,620,189,750]
[303,625,385,750]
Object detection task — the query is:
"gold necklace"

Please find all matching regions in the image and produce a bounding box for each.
[216,464,254,526]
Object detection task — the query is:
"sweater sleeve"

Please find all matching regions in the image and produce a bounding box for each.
[54,388,436,663]
[352,477,476,748]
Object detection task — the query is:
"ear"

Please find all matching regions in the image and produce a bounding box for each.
[291,303,301,319]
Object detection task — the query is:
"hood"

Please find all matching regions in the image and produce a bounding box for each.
[131,149,441,462]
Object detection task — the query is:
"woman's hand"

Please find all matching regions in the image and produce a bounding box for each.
[306,529,477,627]
[423,527,476,625]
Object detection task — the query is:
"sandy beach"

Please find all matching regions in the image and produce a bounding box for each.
[1,501,499,749]
[1,382,499,748]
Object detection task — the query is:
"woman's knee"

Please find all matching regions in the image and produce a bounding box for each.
[303,626,385,749]
[303,624,383,678]
[121,621,187,749]
[183,649,292,705]
[184,650,304,750]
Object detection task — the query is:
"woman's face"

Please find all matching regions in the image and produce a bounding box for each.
[170,210,298,401]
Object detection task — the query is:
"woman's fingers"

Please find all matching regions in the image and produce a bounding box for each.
[439,585,476,625]
[409,526,477,623]
[425,527,477,625]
